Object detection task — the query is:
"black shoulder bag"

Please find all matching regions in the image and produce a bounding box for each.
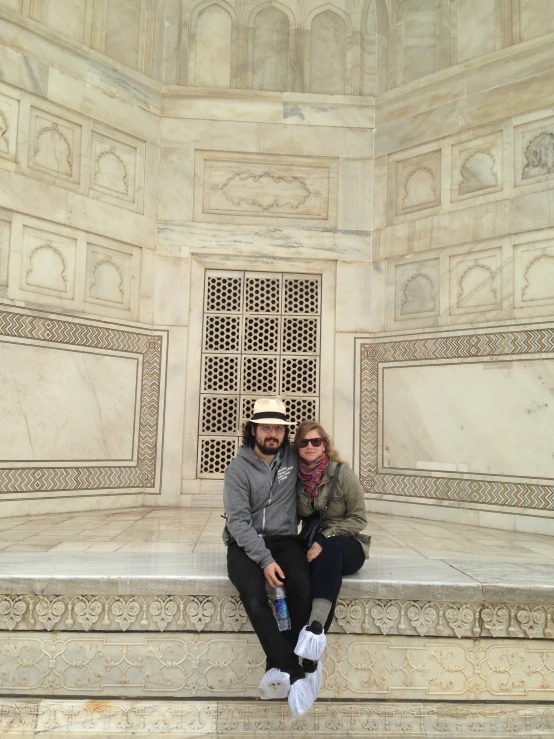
[297,463,342,551]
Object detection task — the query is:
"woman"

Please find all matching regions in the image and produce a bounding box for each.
[293,421,371,662]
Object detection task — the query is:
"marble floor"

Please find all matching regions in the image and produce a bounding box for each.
[0,506,553,564]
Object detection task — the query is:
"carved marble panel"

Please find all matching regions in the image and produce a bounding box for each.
[0,305,166,494]
[89,126,144,211]
[195,151,337,226]
[27,106,82,185]
[449,247,503,315]
[0,90,19,163]
[393,150,441,219]
[392,258,440,327]
[451,133,503,202]
[515,116,554,188]
[1,632,554,701]
[359,325,554,510]
[514,240,554,309]
[4,699,554,736]
[0,219,9,287]
[85,242,134,313]
[20,224,77,300]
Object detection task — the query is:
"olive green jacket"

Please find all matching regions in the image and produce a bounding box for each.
[297,460,371,557]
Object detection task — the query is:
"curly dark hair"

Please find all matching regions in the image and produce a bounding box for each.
[242,421,290,448]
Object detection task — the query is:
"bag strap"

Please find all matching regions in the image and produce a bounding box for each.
[323,463,342,512]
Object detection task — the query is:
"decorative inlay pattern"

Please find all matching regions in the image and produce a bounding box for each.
[1,632,554,700]
[0,699,552,736]
[360,326,554,509]
[0,308,165,493]
[393,151,441,219]
[1,595,553,639]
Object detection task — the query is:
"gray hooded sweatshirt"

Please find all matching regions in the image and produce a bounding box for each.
[223,443,298,569]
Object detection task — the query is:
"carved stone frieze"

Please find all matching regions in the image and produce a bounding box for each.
[0,698,553,736]
[1,594,554,639]
[0,632,554,700]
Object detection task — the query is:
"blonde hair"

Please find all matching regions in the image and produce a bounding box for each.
[294,421,347,464]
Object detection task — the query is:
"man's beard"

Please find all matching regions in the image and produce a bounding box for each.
[254,436,285,455]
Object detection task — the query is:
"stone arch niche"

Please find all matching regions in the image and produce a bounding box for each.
[456,0,496,62]
[154,0,185,84]
[307,8,349,95]
[250,5,293,92]
[34,0,88,44]
[360,0,389,95]
[190,0,237,88]
[398,0,440,86]
[519,0,554,42]
[104,0,142,70]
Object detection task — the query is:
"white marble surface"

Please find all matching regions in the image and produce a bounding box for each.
[0,507,552,604]
[382,359,554,479]
[0,342,138,462]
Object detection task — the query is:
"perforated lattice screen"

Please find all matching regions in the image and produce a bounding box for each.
[198,270,321,478]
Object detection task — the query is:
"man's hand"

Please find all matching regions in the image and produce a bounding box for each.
[263,562,285,587]
[306,541,322,563]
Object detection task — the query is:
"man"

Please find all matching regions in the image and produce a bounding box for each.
[223,397,318,717]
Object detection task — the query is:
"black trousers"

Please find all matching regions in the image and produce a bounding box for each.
[311,535,365,632]
[227,536,311,682]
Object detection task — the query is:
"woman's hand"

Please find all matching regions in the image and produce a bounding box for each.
[306,541,322,562]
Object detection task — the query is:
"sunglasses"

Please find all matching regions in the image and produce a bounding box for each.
[299,437,324,448]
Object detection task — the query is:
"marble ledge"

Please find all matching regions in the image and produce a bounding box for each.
[156,222,371,261]
[0,552,484,601]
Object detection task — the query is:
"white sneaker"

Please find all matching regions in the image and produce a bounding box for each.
[288,675,318,717]
[306,660,323,695]
[258,668,290,700]
[294,624,327,661]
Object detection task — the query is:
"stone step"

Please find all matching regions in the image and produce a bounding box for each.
[0,698,552,737]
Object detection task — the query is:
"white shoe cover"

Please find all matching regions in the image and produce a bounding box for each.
[258,668,290,700]
[288,675,317,717]
[306,660,323,695]
[294,625,327,661]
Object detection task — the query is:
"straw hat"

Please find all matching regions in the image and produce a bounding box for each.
[248,397,294,425]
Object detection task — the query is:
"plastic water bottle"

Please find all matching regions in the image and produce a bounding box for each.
[274,586,291,631]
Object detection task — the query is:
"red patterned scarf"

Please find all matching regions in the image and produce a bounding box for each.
[299,454,329,503]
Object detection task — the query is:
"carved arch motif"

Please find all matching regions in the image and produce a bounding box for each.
[401,270,436,315]
[522,253,554,302]
[94,146,130,196]
[457,262,497,308]
[26,242,68,293]
[33,122,73,177]
[90,257,125,304]
[459,149,498,195]
[402,166,436,210]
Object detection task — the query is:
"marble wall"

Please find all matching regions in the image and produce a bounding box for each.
[1,0,554,526]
